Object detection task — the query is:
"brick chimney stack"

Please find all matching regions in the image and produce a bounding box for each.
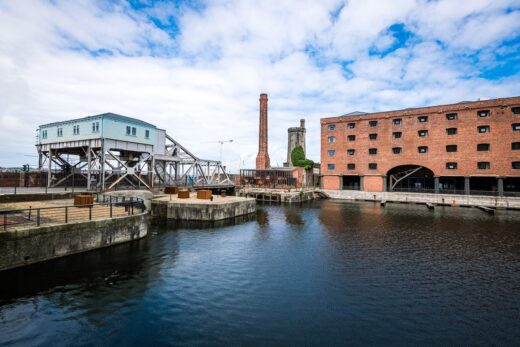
[256,93,271,169]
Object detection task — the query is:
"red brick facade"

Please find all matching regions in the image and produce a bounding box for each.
[321,96,520,192]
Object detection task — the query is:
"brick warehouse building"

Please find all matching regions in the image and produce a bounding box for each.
[320,96,520,196]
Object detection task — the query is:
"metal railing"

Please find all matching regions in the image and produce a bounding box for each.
[0,196,145,230]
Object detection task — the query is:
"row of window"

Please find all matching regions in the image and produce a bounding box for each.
[41,123,151,139]
[327,107,520,131]
[327,124,520,143]
[328,142,520,157]
[327,162,520,170]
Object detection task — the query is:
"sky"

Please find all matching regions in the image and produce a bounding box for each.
[0,0,519,171]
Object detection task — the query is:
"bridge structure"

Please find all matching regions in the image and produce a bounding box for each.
[36,113,232,191]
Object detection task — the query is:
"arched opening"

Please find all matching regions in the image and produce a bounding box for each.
[387,165,435,193]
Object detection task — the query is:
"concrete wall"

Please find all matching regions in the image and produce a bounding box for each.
[0,213,148,272]
[0,192,80,204]
[152,199,256,221]
[322,189,520,209]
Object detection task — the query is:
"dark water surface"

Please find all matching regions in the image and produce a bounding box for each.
[1,200,519,346]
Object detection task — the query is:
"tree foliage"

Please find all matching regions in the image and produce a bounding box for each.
[291,145,314,169]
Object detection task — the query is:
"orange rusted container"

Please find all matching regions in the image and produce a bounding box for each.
[164,186,178,194]
[196,190,212,200]
[74,195,94,206]
[178,190,190,199]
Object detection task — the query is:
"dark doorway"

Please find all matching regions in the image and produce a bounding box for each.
[387,165,434,193]
[439,176,464,194]
[470,177,497,195]
[342,176,361,190]
[504,177,520,197]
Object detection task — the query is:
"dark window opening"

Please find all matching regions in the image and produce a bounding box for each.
[477,162,490,170]
[477,143,490,151]
[347,123,356,129]
[446,113,457,120]
[347,149,355,155]
[392,147,402,154]
[368,163,377,170]
[369,120,378,127]
[369,133,378,140]
[446,128,457,135]
[393,118,402,125]
[418,130,428,137]
[328,124,336,131]
[369,148,377,155]
[418,116,428,122]
[342,175,360,190]
[446,162,457,169]
[512,142,520,150]
[512,107,520,114]
[347,164,356,170]
[513,123,520,131]
[478,126,490,133]
[418,146,428,153]
[446,145,457,152]
[513,162,520,169]
[327,164,335,170]
[393,131,402,139]
[477,110,490,117]
[348,135,356,141]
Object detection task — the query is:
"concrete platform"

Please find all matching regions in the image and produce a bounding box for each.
[236,187,317,203]
[152,193,256,221]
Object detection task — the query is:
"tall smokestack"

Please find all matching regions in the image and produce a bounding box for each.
[256,93,271,169]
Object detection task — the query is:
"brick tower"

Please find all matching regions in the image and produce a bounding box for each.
[256,93,271,169]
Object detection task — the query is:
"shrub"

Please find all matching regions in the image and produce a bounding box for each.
[291,145,314,169]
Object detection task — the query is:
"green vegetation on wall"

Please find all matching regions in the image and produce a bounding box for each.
[291,145,314,169]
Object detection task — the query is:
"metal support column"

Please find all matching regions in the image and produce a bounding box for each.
[100,140,106,190]
[47,148,52,188]
[434,176,440,194]
[87,141,92,191]
[464,177,470,195]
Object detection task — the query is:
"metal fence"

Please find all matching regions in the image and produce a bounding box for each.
[0,196,145,230]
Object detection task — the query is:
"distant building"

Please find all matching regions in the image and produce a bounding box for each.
[320,96,520,196]
[256,93,271,169]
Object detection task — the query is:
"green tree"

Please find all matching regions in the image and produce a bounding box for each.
[291,145,314,169]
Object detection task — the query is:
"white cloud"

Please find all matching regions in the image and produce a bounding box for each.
[0,0,518,171]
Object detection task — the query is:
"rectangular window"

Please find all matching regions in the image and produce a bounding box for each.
[513,123,520,131]
[347,163,355,170]
[418,130,428,137]
[446,162,457,170]
[369,133,377,140]
[347,135,355,141]
[393,118,402,125]
[328,136,336,143]
[327,164,335,170]
[42,130,47,139]
[513,162,520,169]
[328,150,335,157]
[347,149,355,156]
[57,128,62,137]
[418,116,428,122]
[132,127,136,136]
[145,130,150,139]
[446,113,457,120]
[418,146,428,153]
[347,123,355,129]
[477,110,490,117]
[446,145,457,152]
[392,147,402,154]
[392,131,402,139]
[368,148,377,155]
[73,125,80,135]
[446,128,457,135]
[369,120,378,127]
[512,142,520,150]
[477,143,490,151]
[126,126,131,135]
[328,124,336,131]
[478,125,490,133]
[512,107,520,114]
[477,162,490,169]
[368,163,377,170]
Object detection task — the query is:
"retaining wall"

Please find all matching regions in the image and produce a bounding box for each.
[0,213,148,271]
[322,189,520,209]
[152,199,256,221]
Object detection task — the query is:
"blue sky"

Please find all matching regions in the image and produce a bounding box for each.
[0,0,519,170]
